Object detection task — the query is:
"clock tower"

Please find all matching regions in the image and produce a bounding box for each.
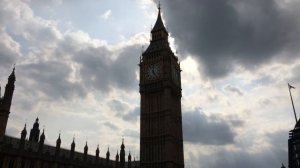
[139,6,184,168]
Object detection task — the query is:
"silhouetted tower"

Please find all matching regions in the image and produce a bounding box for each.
[19,124,27,150]
[106,148,110,167]
[115,150,119,168]
[128,152,132,168]
[29,117,40,142]
[120,139,125,168]
[70,138,75,159]
[139,4,184,168]
[95,145,100,164]
[84,141,88,162]
[55,133,61,157]
[0,67,16,137]
[38,129,45,154]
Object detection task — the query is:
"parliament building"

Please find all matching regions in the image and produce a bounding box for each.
[0,6,184,168]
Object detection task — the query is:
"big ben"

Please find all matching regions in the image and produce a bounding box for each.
[139,5,184,168]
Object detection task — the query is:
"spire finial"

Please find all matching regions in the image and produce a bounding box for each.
[13,63,16,72]
[158,1,161,11]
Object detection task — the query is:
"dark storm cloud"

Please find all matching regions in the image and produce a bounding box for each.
[74,44,142,92]
[160,0,300,78]
[182,110,242,145]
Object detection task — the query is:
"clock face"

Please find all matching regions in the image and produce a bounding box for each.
[145,64,160,80]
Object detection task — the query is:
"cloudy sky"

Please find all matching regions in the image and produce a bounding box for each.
[1,0,300,167]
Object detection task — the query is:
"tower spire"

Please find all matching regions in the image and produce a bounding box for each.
[151,2,167,34]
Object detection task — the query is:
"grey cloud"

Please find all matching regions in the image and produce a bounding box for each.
[122,107,139,122]
[19,61,86,100]
[191,130,288,168]
[224,84,243,96]
[103,121,119,131]
[182,110,242,145]
[108,99,130,113]
[160,0,300,78]
[122,129,140,139]
[74,44,141,92]
[194,147,287,168]
[0,29,19,70]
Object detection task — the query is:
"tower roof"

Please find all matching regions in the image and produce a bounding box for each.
[151,4,167,34]
[8,65,16,83]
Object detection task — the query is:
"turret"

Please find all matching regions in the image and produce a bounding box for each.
[38,129,45,154]
[70,137,75,159]
[115,150,119,168]
[55,133,61,157]
[83,141,88,162]
[0,67,16,137]
[95,145,100,164]
[128,152,132,168]
[106,148,110,166]
[19,124,27,150]
[29,117,40,142]
[120,139,125,168]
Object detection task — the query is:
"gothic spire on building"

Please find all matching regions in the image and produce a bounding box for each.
[19,124,27,150]
[55,133,61,157]
[0,66,16,137]
[95,144,100,164]
[38,129,45,153]
[84,141,88,162]
[151,2,167,35]
[120,139,125,168]
[106,147,110,167]
[115,150,119,168]
[143,4,170,56]
[70,137,75,159]
[128,151,132,168]
[29,117,40,142]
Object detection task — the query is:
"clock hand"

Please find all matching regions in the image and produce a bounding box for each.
[152,69,157,77]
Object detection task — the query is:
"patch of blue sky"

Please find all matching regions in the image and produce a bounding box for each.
[28,0,155,44]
